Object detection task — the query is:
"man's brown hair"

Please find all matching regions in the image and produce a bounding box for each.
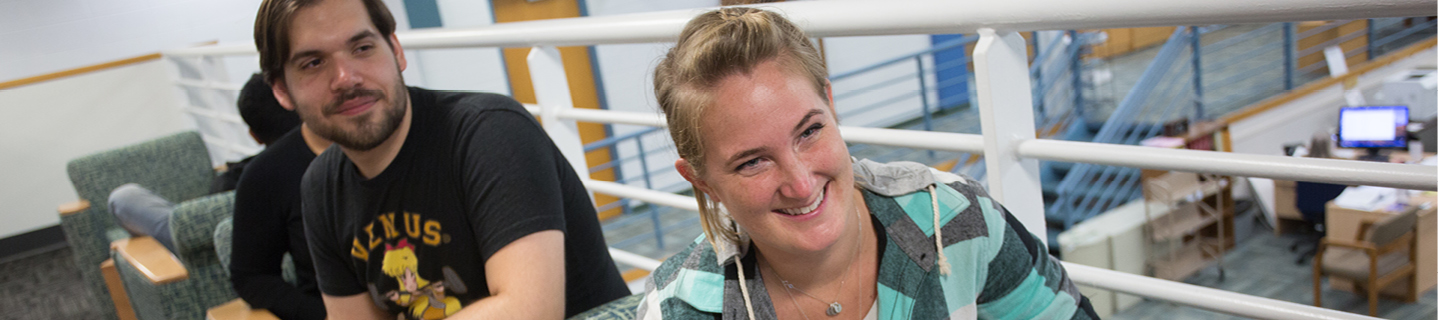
[254,0,397,85]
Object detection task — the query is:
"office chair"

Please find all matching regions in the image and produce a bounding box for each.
[1291,181,1349,264]
[1313,206,1421,316]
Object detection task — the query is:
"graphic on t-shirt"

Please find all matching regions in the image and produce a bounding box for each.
[381,239,465,319]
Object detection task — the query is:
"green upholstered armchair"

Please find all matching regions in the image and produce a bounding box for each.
[111,191,239,320]
[60,131,234,320]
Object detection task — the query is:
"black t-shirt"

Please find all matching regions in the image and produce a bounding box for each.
[303,88,628,319]
[231,128,325,320]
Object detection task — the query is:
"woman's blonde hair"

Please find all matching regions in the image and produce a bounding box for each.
[655,7,829,246]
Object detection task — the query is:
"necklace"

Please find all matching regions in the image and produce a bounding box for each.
[767,207,864,317]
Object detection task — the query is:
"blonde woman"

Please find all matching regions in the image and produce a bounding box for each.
[638,7,1098,320]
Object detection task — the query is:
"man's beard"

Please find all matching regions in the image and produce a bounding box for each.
[299,79,409,152]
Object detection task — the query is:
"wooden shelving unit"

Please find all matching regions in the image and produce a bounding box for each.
[1144,171,1229,281]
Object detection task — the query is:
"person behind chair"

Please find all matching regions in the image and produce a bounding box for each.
[108,73,302,252]
[253,0,628,318]
[229,72,336,319]
[638,8,1099,319]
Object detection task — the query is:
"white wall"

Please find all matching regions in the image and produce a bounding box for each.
[0,0,414,239]
[1230,49,1437,156]
[825,35,939,128]
[0,0,253,83]
[408,0,509,94]
[0,61,189,238]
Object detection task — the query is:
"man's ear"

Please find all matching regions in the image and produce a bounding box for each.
[675,159,719,203]
[271,79,296,111]
[390,33,406,72]
[249,130,264,146]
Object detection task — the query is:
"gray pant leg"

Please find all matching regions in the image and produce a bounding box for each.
[108,183,177,252]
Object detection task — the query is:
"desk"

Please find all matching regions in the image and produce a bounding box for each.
[1324,193,1437,297]
[1272,151,1434,235]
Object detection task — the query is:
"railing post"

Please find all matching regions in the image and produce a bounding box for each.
[1191,26,1205,120]
[634,137,664,249]
[1068,30,1084,120]
[1283,22,1296,90]
[528,46,594,202]
[1365,19,1376,61]
[973,28,1046,244]
[914,56,936,159]
[1031,31,1046,121]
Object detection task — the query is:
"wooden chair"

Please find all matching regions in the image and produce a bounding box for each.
[1312,206,1421,316]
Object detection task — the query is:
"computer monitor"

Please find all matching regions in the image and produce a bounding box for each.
[1338,105,1409,161]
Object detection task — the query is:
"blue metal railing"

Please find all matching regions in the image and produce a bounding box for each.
[595,18,1435,255]
[1045,18,1435,231]
[1050,27,1195,227]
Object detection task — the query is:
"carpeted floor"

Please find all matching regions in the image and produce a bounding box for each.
[0,247,105,319]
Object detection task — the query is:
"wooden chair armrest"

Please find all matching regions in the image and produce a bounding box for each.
[59,200,91,217]
[1356,221,1375,241]
[1319,238,1377,253]
[207,299,279,320]
[111,237,189,285]
[101,259,140,320]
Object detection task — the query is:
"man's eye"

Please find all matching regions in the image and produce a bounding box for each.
[355,44,373,54]
[300,59,321,69]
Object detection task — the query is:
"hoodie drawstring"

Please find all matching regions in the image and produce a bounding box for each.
[931,184,951,276]
[736,251,758,320]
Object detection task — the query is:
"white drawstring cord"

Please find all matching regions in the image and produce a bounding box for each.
[736,257,758,319]
[931,184,951,276]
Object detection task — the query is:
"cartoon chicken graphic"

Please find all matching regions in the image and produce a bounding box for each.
[381,239,461,319]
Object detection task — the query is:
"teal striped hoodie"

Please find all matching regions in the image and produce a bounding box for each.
[637,160,1098,320]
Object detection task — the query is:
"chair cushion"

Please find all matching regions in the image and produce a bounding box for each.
[215,218,234,276]
[1321,247,1410,280]
[1366,206,1419,247]
[171,192,235,264]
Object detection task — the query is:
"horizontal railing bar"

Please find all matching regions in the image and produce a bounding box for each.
[1370,21,1437,49]
[182,106,245,124]
[1202,42,1282,73]
[1202,23,1282,53]
[584,179,698,212]
[591,194,1389,319]
[833,70,923,101]
[554,108,666,127]
[174,79,243,91]
[584,127,662,152]
[1297,29,1367,57]
[1296,20,1353,39]
[839,127,986,153]
[1019,139,1437,190]
[199,135,261,156]
[162,0,1435,57]
[1063,263,1380,320]
[831,35,976,80]
[608,248,662,271]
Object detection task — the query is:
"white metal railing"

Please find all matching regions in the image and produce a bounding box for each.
[163,0,1434,57]
[585,178,1386,320]
[162,1,1438,319]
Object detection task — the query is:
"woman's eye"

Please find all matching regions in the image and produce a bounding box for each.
[735,158,760,171]
[800,123,824,138]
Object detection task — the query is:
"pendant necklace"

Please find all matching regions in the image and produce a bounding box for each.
[769,206,863,317]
